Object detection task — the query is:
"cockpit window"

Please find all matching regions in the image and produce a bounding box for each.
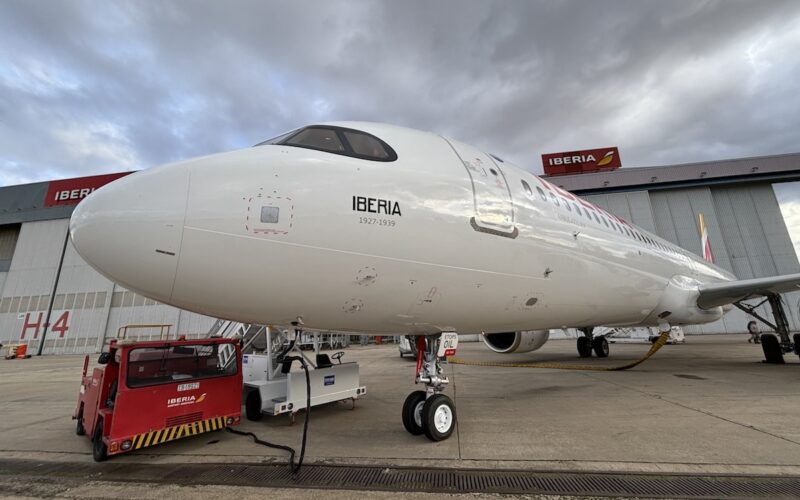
[257,125,397,162]
[256,129,300,146]
[285,127,345,153]
[342,130,391,160]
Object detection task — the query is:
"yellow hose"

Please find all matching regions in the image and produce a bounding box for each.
[446,330,670,371]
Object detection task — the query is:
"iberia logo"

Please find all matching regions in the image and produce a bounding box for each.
[596,150,615,167]
[167,393,207,408]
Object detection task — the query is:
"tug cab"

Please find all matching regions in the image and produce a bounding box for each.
[73,337,242,461]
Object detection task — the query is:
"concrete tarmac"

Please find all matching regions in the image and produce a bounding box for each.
[1,334,799,497]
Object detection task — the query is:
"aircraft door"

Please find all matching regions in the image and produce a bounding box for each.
[446,138,517,237]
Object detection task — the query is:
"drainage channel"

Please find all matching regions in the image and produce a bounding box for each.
[1,458,799,498]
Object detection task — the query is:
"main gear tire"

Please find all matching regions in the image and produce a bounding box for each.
[577,336,592,358]
[592,336,609,358]
[761,334,785,364]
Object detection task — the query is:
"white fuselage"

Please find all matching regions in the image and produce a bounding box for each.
[70,122,736,335]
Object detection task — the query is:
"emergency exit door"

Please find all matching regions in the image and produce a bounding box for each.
[446,138,516,237]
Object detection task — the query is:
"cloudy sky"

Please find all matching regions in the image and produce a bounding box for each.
[1,0,800,253]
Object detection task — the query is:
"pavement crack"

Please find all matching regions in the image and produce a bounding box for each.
[449,361,463,460]
[581,372,800,447]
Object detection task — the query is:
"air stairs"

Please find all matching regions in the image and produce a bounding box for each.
[207,319,274,369]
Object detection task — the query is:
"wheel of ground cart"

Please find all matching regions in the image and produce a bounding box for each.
[577,336,592,358]
[422,394,456,442]
[245,390,263,421]
[402,390,427,435]
[592,336,609,358]
[760,334,785,364]
[92,418,107,462]
[793,333,800,356]
[76,403,85,436]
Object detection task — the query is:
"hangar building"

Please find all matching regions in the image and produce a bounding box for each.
[0,152,798,354]
[543,152,800,335]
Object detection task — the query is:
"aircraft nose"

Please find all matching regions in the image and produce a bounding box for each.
[70,164,189,303]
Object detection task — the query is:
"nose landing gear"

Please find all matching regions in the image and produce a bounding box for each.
[401,334,457,441]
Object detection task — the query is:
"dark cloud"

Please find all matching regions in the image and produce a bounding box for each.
[2,0,800,186]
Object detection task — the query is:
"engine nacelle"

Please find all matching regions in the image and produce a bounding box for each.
[482,330,550,354]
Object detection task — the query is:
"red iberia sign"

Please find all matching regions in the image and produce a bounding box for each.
[542,147,621,176]
[44,172,133,207]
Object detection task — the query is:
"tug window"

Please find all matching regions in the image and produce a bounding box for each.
[126,344,237,388]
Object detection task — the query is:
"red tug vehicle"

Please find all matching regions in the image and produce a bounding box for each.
[74,337,242,461]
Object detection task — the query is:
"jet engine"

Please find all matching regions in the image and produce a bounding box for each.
[482,330,550,354]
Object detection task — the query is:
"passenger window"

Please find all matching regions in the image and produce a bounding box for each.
[602,217,609,228]
[550,192,560,207]
[343,130,391,160]
[521,180,533,196]
[535,186,547,201]
[285,127,345,153]
[573,203,581,215]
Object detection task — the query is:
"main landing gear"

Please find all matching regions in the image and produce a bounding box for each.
[577,327,608,358]
[402,334,457,442]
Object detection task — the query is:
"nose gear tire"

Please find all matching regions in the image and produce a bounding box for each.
[402,390,427,435]
[422,394,456,442]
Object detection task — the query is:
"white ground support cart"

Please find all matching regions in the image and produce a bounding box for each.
[242,326,366,421]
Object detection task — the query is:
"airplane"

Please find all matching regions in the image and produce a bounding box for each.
[69,121,800,442]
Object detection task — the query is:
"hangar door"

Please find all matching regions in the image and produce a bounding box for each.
[446,138,516,237]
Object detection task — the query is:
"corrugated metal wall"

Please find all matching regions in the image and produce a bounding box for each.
[588,183,800,334]
[0,219,216,354]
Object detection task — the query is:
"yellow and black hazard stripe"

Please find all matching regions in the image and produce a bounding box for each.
[131,416,228,451]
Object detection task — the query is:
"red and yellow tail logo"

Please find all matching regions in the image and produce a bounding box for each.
[698,213,715,264]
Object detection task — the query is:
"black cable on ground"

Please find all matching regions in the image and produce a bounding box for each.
[226,355,311,474]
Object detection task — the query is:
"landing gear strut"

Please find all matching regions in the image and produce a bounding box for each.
[402,334,457,441]
[577,327,609,358]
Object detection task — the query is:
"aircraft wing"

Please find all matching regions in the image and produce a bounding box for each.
[697,273,800,309]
